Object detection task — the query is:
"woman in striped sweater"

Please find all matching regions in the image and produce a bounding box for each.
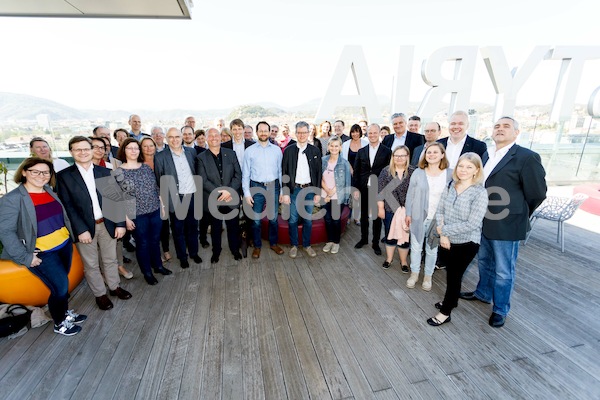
[0,158,87,336]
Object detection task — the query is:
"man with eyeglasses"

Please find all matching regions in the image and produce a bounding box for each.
[154,127,203,269]
[56,136,132,311]
[411,122,442,166]
[29,137,70,173]
[281,121,322,258]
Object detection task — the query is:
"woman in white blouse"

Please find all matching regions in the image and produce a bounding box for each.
[405,142,452,291]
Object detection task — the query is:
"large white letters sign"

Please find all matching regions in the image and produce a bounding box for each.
[316,45,600,123]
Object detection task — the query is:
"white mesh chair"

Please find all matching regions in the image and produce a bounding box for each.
[525,193,589,252]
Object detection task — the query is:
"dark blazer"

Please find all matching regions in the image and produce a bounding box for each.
[222,139,255,151]
[281,143,322,192]
[483,145,546,241]
[56,164,125,242]
[410,144,425,166]
[0,184,73,267]
[438,135,489,164]
[381,131,424,156]
[352,144,392,190]
[184,144,205,156]
[154,146,198,212]
[195,147,242,212]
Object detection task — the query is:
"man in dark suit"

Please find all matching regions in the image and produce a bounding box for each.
[381,113,424,156]
[438,110,488,168]
[154,127,203,269]
[222,118,255,167]
[353,124,392,255]
[460,116,546,328]
[56,136,132,311]
[196,128,243,263]
[281,121,323,258]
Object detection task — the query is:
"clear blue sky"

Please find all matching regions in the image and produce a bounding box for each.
[1,0,598,111]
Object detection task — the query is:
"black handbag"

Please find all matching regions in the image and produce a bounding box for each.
[0,304,32,338]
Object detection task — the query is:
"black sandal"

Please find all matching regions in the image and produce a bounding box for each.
[427,314,451,326]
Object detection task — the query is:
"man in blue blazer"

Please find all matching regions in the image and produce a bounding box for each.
[381,113,424,156]
[196,128,243,263]
[460,117,546,328]
[56,136,131,311]
[437,110,488,168]
[154,127,203,269]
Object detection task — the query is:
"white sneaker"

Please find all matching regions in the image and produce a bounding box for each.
[406,272,419,288]
[331,243,340,254]
[323,242,333,252]
[305,246,317,257]
[289,246,298,258]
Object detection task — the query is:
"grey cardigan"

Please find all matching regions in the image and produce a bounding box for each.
[405,167,453,240]
[0,184,73,267]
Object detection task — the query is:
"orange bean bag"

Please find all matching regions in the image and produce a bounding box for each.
[0,244,85,307]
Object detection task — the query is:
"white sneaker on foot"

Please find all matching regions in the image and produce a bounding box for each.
[305,246,317,257]
[289,246,298,258]
[323,242,333,252]
[331,243,340,254]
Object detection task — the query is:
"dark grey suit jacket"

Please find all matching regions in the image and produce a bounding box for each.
[56,164,125,242]
[195,147,242,212]
[0,184,73,267]
[154,146,198,213]
[381,131,425,156]
[483,145,546,241]
[352,144,392,190]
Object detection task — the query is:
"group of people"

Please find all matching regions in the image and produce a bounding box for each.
[0,110,547,337]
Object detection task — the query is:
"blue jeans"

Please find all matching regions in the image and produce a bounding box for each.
[132,209,163,276]
[409,218,438,276]
[474,235,520,317]
[288,187,315,247]
[169,194,199,261]
[29,240,72,325]
[250,181,280,247]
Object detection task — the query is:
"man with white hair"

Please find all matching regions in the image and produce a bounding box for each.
[381,113,424,156]
[151,126,168,152]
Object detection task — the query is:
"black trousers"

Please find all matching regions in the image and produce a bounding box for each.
[439,241,480,316]
[209,210,240,256]
[359,188,382,244]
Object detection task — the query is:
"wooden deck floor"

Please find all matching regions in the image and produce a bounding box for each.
[1,215,599,399]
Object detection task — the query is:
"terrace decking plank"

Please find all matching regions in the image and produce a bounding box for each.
[0,214,598,399]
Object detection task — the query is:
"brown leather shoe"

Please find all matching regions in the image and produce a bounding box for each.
[252,248,261,259]
[109,287,132,300]
[96,295,114,310]
[270,245,284,255]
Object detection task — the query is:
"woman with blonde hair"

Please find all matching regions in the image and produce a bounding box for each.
[377,145,415,272]
[405,142,452,291]
[318,120,333,152]
[427,152,488,326]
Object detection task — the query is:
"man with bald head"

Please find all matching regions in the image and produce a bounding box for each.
[154,127,202,269]
[438,110,487,169]
[128,114,148,141]
[411,122,442,166]
[196,127,243,263]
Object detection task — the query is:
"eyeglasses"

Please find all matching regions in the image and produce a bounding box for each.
[92,145,106,150]
[393,154,409,158]
[125,146,140,151]
[27,169,51,177]
[72,148,92,153]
